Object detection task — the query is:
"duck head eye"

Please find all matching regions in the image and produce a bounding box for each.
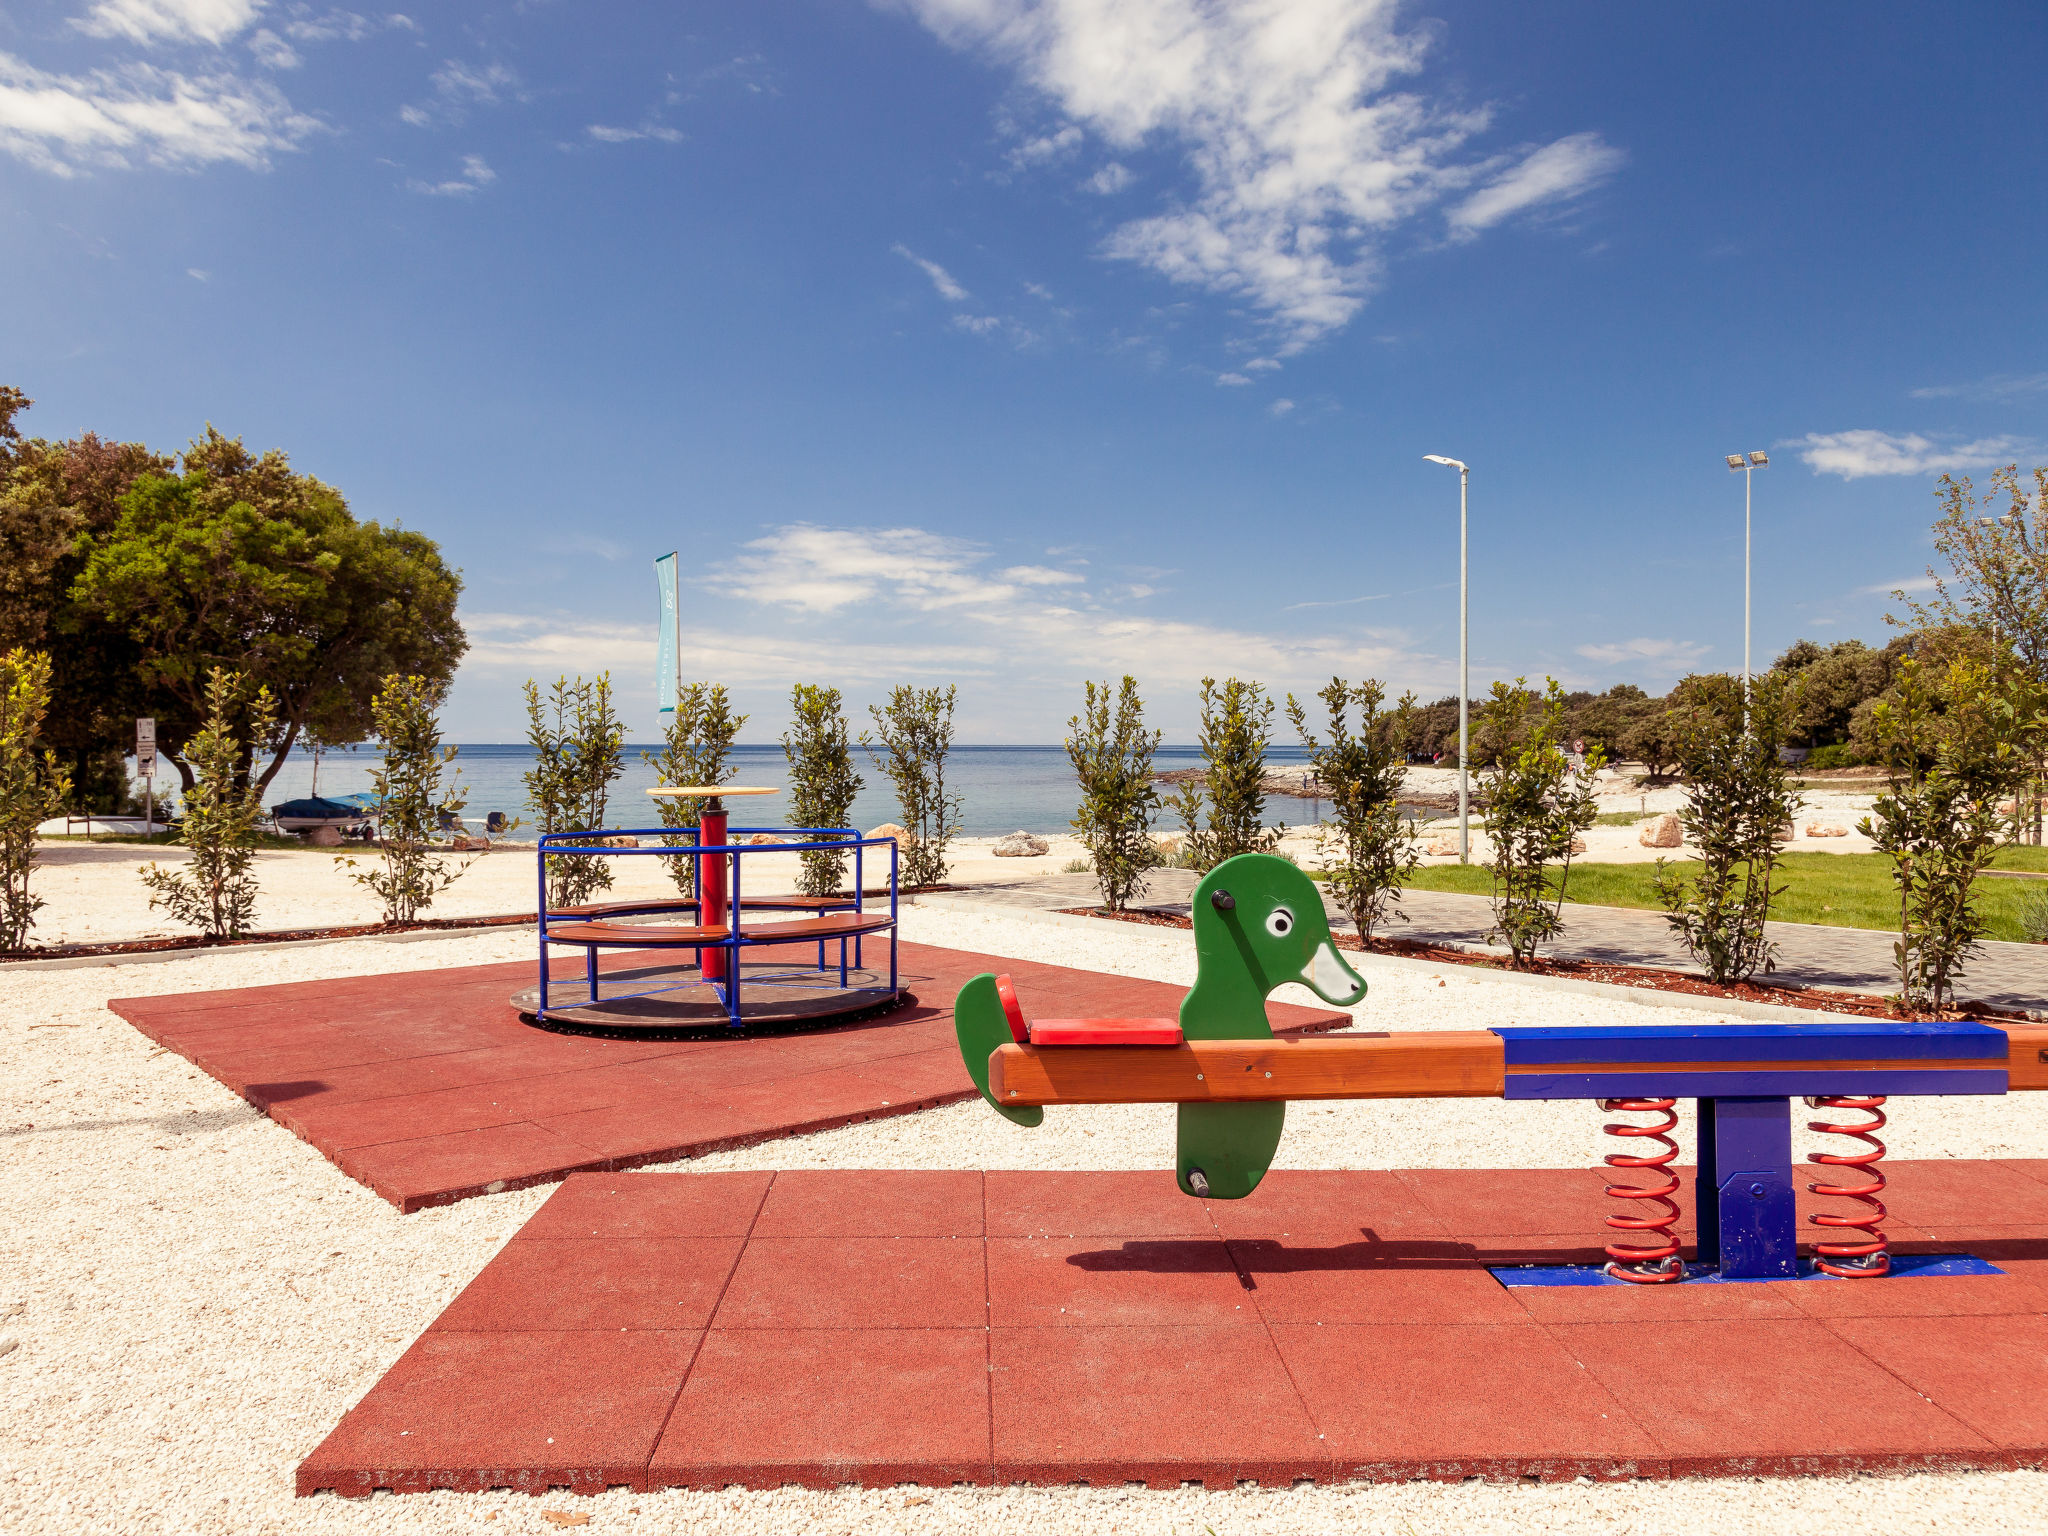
[1265,906,1294,938]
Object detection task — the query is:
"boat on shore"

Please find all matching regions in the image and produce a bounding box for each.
[270,793,380,833]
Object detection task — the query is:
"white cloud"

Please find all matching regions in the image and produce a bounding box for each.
[1576,637,1711,669]
[1268,397,1294,416]
[586,122,683,144]
[76,0,264,46]
[1081,159,1130,194]
[893,242,969,301]
[1447,131,1624,237]
[186,265,208,278]
[247,28,300,69]
[710,521,1435,696]
[887,0,1620,347]
[1788,429,2029,479]
[1215,371,1250,386]
[402,58,520,126]
[0,50,318,174]
[1852,576,1938,597]
[1909,372,2048,402]
[1007,122,1081,168]
[1242,356,1280,372]
[406,152,493,196]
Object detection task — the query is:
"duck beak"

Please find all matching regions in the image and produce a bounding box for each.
[1301,938,1366,1006]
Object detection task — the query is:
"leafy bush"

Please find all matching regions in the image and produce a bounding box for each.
[522,674,624,910]
[1167,676,1280,873]
[784,684,862,897]
[139,667,273,938]
[1478,678,1603,966]
[867,684,962,887]
[1802,743,1866,771]
[1863,653,2039,1012]
[1652,672,1802,983]
[1286,677,1417,942]
[0,649,71,951]
[2019,882,2048,945]
[642,683,747,897]
[1066,676,1163,912]
[341,674,473,924]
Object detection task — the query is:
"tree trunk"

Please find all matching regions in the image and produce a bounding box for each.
[253,717,302,798]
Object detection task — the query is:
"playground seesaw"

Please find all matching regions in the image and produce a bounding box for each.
[952,852,2048,1285]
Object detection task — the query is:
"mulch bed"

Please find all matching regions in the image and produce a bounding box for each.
[1061,906,2040,1025]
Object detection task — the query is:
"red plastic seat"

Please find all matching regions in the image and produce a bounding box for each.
[1027,1018,1184,1046]
[995,974,1029,1044]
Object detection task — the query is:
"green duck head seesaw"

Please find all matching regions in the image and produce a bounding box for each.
[951,852,1367,1201]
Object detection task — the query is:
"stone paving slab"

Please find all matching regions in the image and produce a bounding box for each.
[958,870,2048,1016]
[297,1166,2048,1496]
[107,940,1345,1212]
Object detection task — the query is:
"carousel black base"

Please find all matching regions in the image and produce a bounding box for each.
[514,960,913,1041]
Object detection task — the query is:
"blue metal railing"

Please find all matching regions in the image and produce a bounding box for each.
[534,827,900,1028]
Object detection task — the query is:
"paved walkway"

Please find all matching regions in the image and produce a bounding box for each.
[109,939,1345,1211]
[945,870,2048,1016]
[299,1166,2048,1495]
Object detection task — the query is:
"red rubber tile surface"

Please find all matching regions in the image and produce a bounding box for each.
[300,1165,2048,1498]
[112,942,1344,1212]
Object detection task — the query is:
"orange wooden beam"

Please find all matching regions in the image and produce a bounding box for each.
[986,1031,1507,1107]
[2006,1026,2048,1091]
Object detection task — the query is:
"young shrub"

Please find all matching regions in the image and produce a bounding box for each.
[1285,677,1418,942]
[341,674,474,924]
[1066,676,1163,912]
[1863,652,2040,1012]
[139,667,274,938]
[1170,676,1281,874]
[866,685,962,888]
[0,649,72,952]
[1478,677,1604,967]
[642,683,747,897]
[784,684,862,897]
[1652,672,1803,984]
[522,674,625,910]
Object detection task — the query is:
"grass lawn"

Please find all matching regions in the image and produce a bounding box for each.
[1401,847,2048,943]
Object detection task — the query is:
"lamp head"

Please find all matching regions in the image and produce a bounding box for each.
[1423,454,1466,471]
[1725,455,1746,471]
[1748,451,1769,467]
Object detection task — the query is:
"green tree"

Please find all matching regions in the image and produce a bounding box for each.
[642,682,748,898]
[1067,676,1163,913]
[1478,678,1604,967]
[523,675,625,910]
[0,390,175,810]
[1863,652,2042,1013]
[67,428,465,797]
[0,649,72,951]
[867,684,962,888]
[140,667,274,938]
[784,684,862,897]
[1770,637,1908,750]
[1652,672,1802,983]
[341,675,473,924]
[1287,678,1418,942]
[1168,676,1280,873]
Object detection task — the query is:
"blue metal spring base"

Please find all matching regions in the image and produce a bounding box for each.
[1490,1252,2003,1288]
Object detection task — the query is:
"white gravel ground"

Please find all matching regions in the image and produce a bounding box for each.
[6,906,2047,1536]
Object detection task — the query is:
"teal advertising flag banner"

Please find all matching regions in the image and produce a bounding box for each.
[654,551,680,715]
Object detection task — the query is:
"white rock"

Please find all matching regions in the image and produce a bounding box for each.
[304,826,342,848]
[993,830,1050,857]
[1638,813,1683,849]
[865,823,908,843]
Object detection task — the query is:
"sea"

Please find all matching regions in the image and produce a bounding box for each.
[229,742,1337,837]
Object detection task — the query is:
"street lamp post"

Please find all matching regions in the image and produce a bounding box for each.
[1725,451,1769,690]
[1424,455,1470,862]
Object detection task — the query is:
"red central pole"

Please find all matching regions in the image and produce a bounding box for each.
[700,799,729,983]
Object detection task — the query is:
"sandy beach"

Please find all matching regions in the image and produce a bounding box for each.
[7,900,2048,1534]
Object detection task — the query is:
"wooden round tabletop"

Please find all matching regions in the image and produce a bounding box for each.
[645,785,781,797]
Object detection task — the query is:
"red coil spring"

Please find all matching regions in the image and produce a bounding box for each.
[1805,1095,1890,1278]
[1600,1097,1685,1283]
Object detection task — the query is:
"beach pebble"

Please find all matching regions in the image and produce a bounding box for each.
[993,830,1050,857]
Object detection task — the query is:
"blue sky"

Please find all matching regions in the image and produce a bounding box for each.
[5,0,2045,742]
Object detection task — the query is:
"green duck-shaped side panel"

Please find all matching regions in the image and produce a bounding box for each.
[952,971,1043,1127]
[1176,854,1367,1199]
